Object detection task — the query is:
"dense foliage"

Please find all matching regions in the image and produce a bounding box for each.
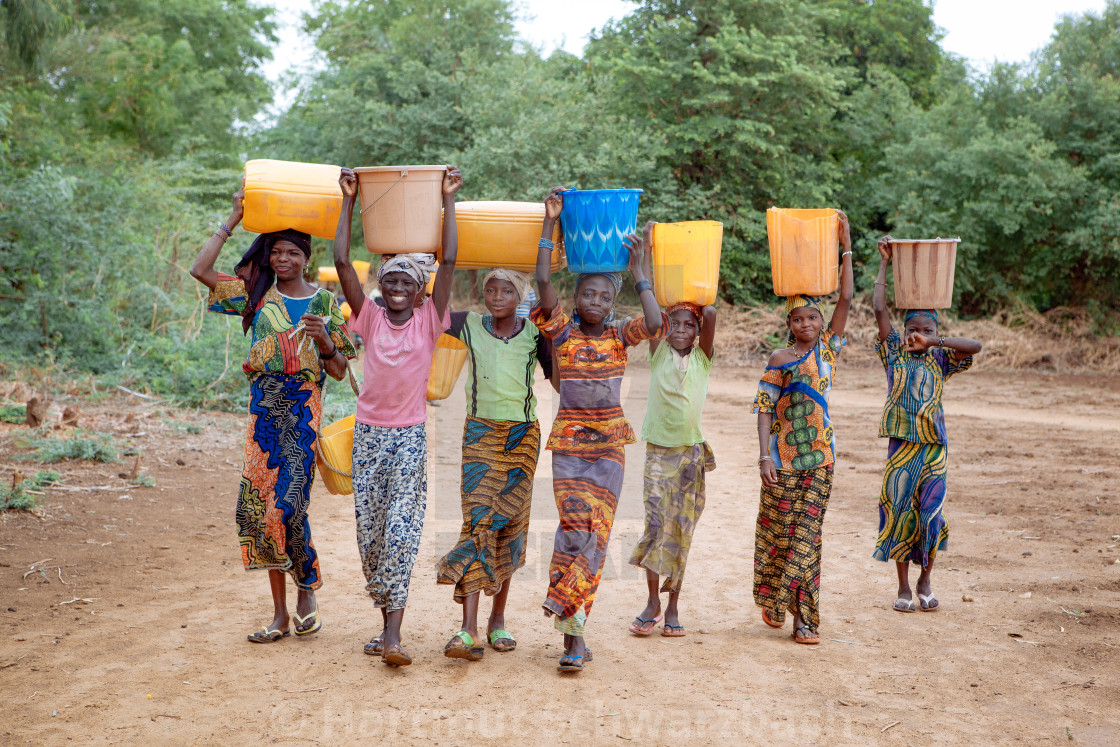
[1,0,1118,403]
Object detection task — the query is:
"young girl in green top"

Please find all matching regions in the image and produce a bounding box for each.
[629,222,718,638]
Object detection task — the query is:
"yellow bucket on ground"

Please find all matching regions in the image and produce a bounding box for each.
[427,334,468,401]
[651,221,722,306]
[316,415,355,496]
[242,159,343,239]
[766,208,840,297]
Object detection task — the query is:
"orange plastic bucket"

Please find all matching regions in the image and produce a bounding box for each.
[242,159,343,239]
[651,221,722,306]
[452,201,565,272]
[766,208,840,296]
[354,165,446,255]
[426,334,468,401]
[890,238,959,309]
[315,415,355,495]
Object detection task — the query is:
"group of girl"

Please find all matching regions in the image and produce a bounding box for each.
[189,167,982,673]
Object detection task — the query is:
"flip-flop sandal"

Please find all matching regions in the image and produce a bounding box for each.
[791,625,820,645]
[293,607,322,636]
[918,593,939,612]
[488,628,516,652]
[247,627,290,644]
[363,636,384,656]
[583,647,592,664]
[382,644,412,667]
[761,609,784,628]
[661,624,686,637]
[893,597,917,613]
[557,653,583,672]
[628,615,662,636]
[444,631,485,661]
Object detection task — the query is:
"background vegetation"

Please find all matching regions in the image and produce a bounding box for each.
[2,0,1118,405]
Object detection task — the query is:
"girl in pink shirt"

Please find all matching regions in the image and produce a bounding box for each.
[333,166,461,667]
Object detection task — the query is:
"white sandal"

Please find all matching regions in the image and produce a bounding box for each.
[893,597,917,613]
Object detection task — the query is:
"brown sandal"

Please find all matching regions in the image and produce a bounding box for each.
[382,643,412,666]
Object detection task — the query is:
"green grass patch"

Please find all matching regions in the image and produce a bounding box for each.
[24,431,118,463]
[1,470,61,511]
[0,404,26,424]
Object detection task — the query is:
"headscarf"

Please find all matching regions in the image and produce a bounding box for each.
[572,272,624,325]
[783,294,827,346]
[905,309,939,325]
[665,301,703,328]
[483,268,533,302]
[234,229,312,334]
[377,253,438,289]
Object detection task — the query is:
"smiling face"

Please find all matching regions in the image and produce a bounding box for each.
[484,278,519,320]
[904,313,938,341]
[269,240,308,282]
[574,275,616,326]
[667,308,700,352]
[379,271,419,313]
[787,306,824,348]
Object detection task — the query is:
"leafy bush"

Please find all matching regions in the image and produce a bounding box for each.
[1,470,60,512]
[24,431,118,463]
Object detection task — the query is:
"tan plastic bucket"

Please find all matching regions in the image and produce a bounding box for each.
[354,165,445,255]
[890,238,959,309]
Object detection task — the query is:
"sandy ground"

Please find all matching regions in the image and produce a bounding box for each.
[0,359,1118,745]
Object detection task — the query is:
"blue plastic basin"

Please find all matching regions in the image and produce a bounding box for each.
[559,189,643,274]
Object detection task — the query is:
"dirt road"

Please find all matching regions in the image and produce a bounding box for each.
[1,362,1117,744]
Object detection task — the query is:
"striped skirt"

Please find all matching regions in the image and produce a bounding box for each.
[236,374,323,590]
[753,466,833,631]
[542,451,625,636]
[873,438,949,566]
[629,442,715,592]
[436,417,541,599]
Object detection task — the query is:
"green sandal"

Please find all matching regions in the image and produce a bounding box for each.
[444,631,485,661]
[488,628,517,652]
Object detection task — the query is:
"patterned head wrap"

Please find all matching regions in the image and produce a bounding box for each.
[784,294,826,317]
[905,309,939,325]
[483,268,533,302]
[666,301,703,327]
[234,228,312,335]
[377,253,438,289]
[572,272,623,325]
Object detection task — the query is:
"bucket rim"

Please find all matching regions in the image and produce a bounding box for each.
[885,237,962,244]
[245,158,342,170]
[353,165,447,174]
[653,220,724,229]
[560,188,644,196]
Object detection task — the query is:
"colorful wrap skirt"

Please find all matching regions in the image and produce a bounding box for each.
[436,417,541,599]
[542,450,625,636]
[236,374,323,591]
[753,465,833,631]
[873,438,949,566]
[629,442,715,592]
[352,422,428,611]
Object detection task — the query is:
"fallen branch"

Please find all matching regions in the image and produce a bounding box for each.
[58,597,97,606]
[0,655,25,669]
[881,721,900,734]
[116,385,159,401]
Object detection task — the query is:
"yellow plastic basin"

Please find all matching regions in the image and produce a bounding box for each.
[651,221,722,306]
[315,415,355,496]
[426,334,468,401]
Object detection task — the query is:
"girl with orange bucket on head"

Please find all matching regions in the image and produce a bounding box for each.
[433,268,555,662]
[333,165,462,668]
[871,237,982,614]
[188,187,356,645]
[752,210,854,645]
[532,187,667,674]
[627,220,719,639]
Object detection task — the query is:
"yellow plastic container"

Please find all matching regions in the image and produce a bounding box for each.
[315,415,355,496]
[339,301,352,321]
[318,266,339,284]
[766,208,840,296]
[651,221,723,306]
[890,238,960,309]
[354,165,446,255]
[319,261,370,286]
[242,159,343,239]
[451,201,566,272]
[425,263,438,296]
[426,334,468,401]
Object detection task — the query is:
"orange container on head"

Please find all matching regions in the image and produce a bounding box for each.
[889,238,959,309]
[766,208,840,296]
[354,165,446,255]
[651,221,723,306]
[426,334,468,401]
[242,159,343,239]
[451,201,566,272]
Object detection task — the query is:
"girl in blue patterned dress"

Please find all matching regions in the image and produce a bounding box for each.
[872,237,982,613]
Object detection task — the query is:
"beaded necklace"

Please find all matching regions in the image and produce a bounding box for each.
[482,314,522,343]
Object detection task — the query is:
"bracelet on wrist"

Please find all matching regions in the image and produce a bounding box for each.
[218,223,233,239]
[319,345,339,360]
[841,250,852,257]
[634,279,652,295]
[939,336,946,348]
[874,281,886,286]
[758,455,773,465]
[538,238,555,250]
